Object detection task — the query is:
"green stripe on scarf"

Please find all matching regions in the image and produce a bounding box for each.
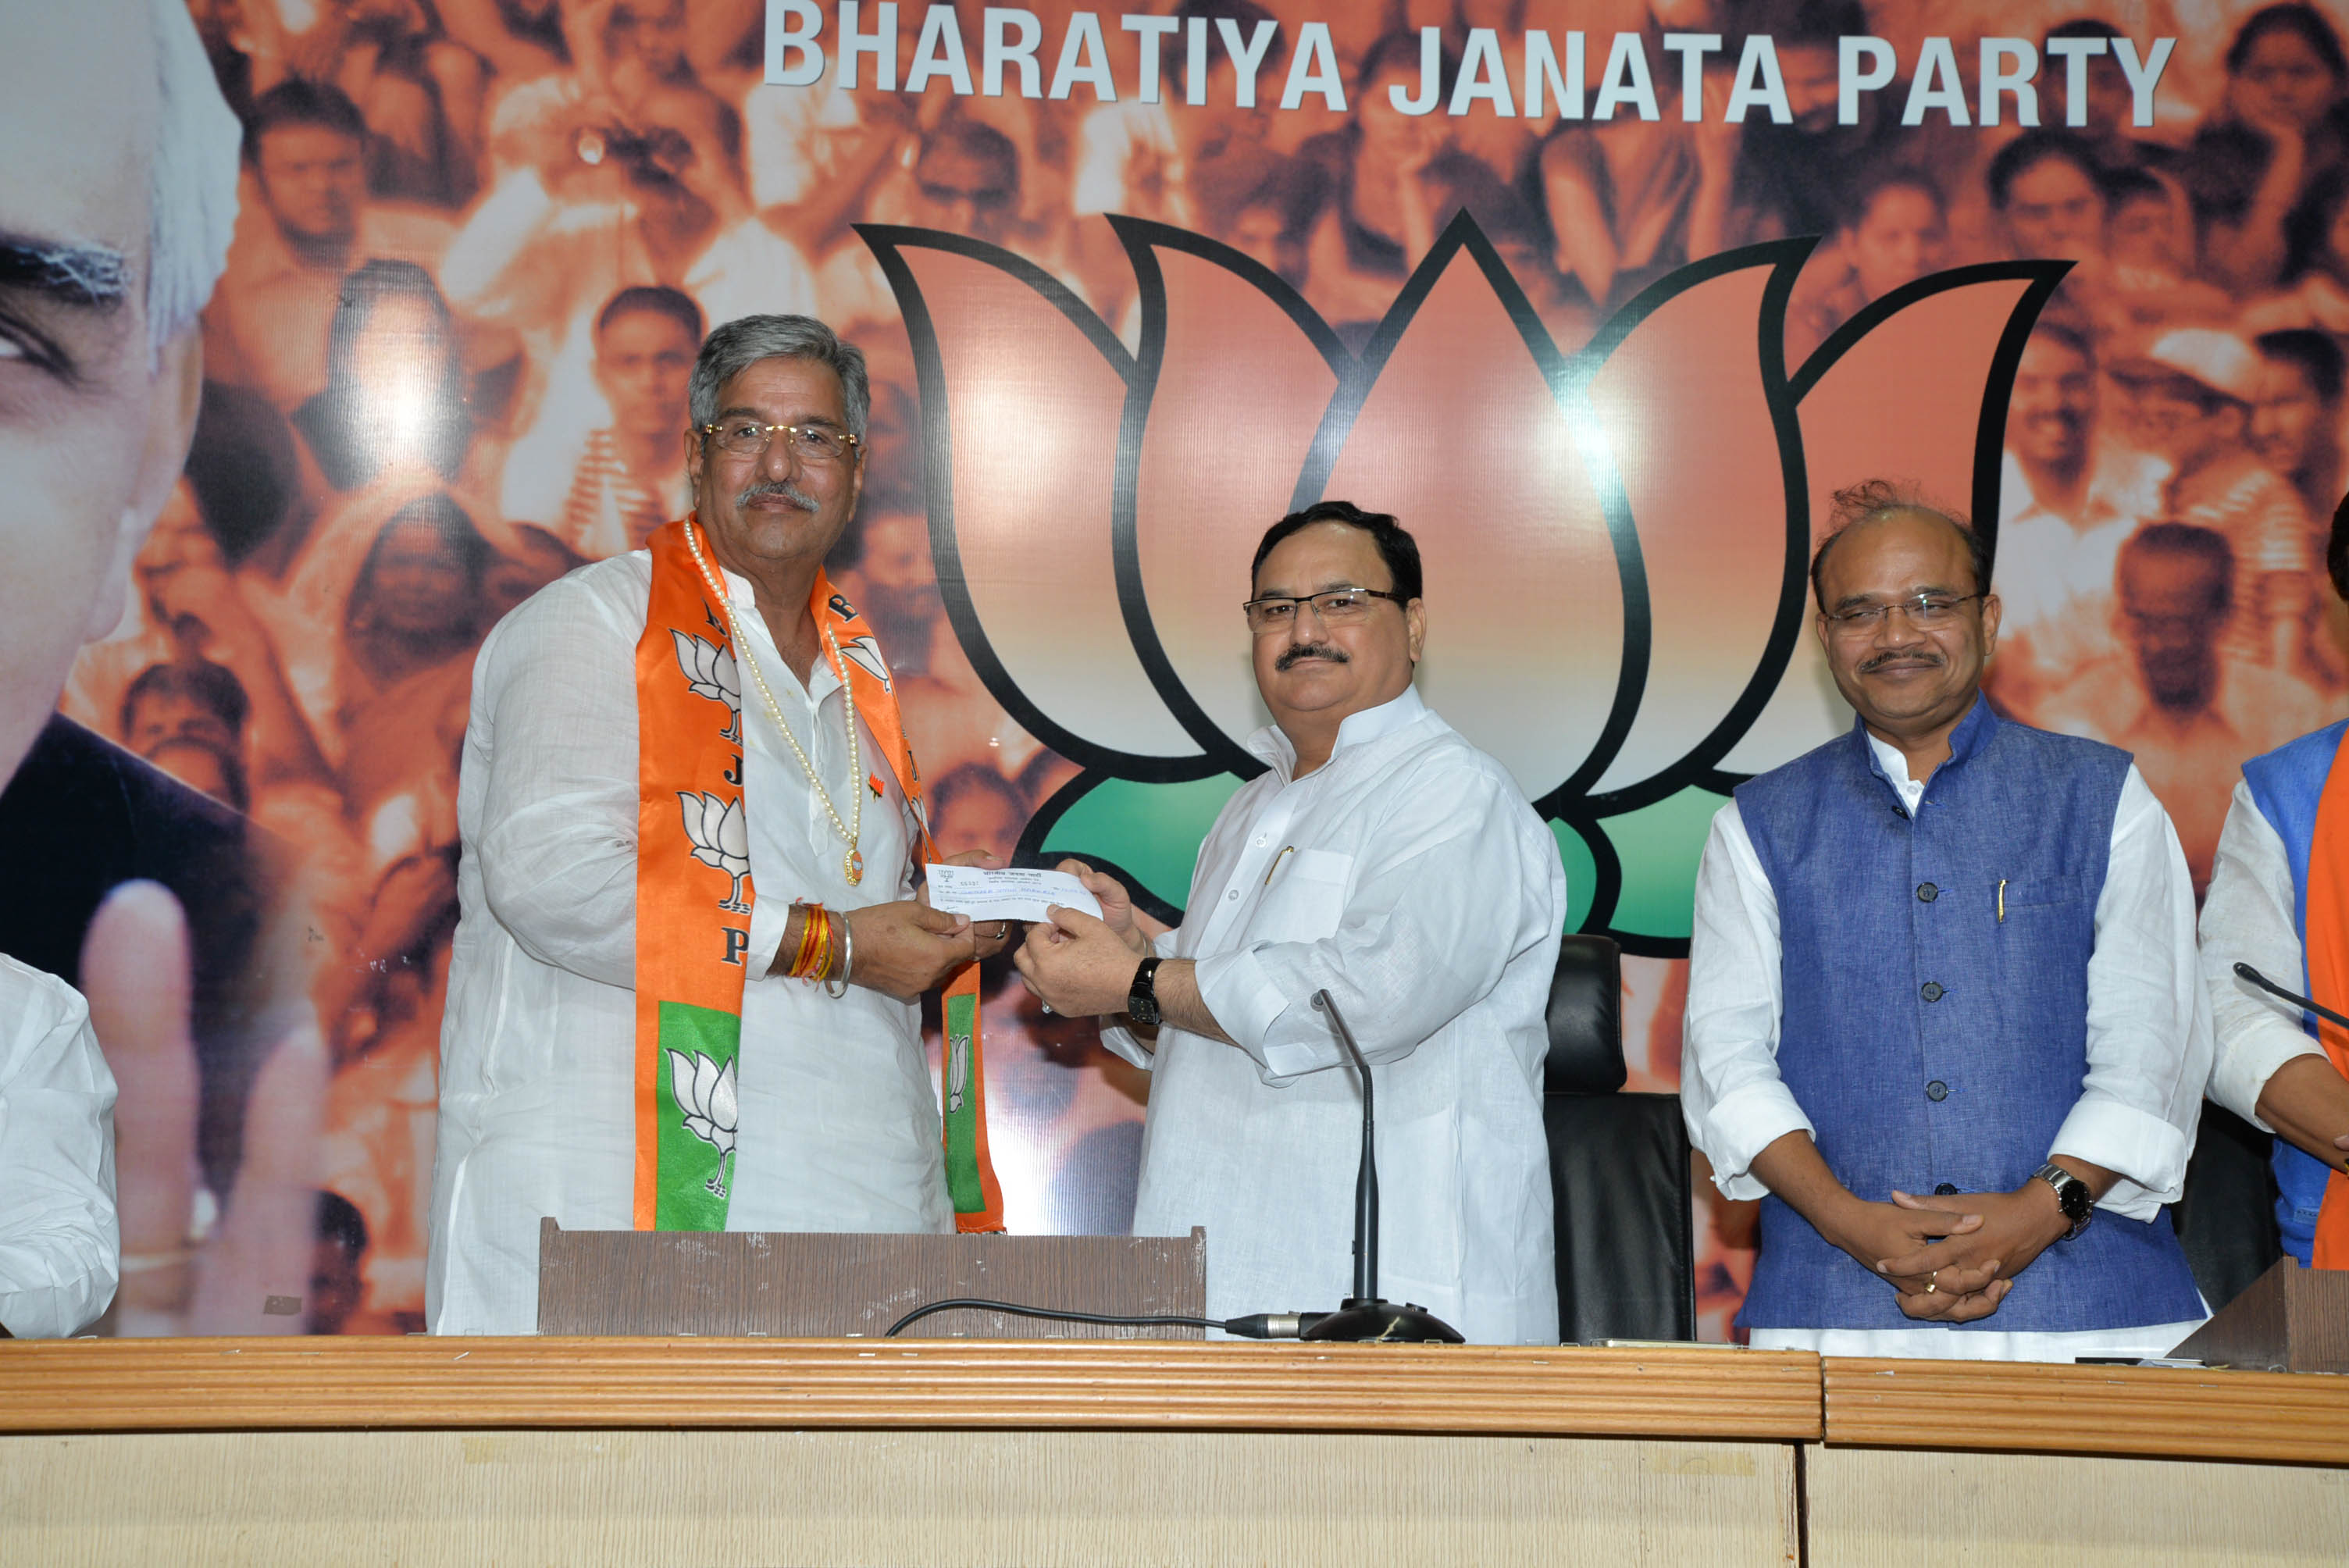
[653,1000,741,1231]
[941,990,985,1214]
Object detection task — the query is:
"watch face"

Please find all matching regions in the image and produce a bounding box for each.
[1128,958,1160,1025]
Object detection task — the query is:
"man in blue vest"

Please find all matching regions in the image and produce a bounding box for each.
[1682,480,2211,1358]
[2199,494,2349,1269]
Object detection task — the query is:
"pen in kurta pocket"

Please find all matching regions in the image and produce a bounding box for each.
[1264,846,1295,885]
[1998,878,2006,923]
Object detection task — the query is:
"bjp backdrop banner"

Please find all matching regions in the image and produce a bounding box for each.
[5,0,2341,1338]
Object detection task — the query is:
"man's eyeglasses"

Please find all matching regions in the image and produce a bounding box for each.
[701,420,861,463]
[1242,586,1410,634]
[1823,592,1984,632]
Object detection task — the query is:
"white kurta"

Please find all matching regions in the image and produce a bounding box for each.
[0,956,118,1338]
[429,550,946,1337]
[1102,687,1567,1345]
[2200,779,2331,1128]
[1683,732,2210,1360]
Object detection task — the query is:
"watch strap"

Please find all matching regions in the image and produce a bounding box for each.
[1127,956,1164,1028]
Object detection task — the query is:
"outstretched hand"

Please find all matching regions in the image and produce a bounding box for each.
[1014,904,1147,1017]
[844,899,978,1000]
[1050,858,1149,956]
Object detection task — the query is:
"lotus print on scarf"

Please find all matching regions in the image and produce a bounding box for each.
[860,214,2066,954]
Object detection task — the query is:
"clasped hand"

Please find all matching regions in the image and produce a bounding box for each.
[1837,1181,2072,1322]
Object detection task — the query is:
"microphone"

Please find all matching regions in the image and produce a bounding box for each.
[2233,962,2349,1032]
[1293,989,1463,1344]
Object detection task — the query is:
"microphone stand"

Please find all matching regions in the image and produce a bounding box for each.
[1299,990,1463,1344]
[2233,962,2349,1032]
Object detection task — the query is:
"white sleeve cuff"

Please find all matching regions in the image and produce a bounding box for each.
[1095,1021,1157,1071]
[2212,1025,2326,1134]
[1192,946,1281,1044]
[2051,1098,2193,1219]
[1698,1081,1815,1202]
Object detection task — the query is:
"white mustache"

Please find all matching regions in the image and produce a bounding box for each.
[736,482,818,511]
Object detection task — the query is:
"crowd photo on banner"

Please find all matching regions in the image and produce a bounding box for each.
[15,0,2349,1338]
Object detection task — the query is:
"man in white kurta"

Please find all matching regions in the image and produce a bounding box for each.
[429,316,1000,1335]
[0,957,119,1338]
[1014,503,1566,1345]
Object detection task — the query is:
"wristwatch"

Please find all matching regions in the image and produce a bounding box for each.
[2032,1162,2094,1241]
[1127,957,1164,1028]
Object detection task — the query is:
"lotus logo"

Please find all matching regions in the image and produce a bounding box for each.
[673,629,742,744]
[862,215,2062,954]
[838,633,893,693]
[946,1024,971,1113]
[678,790,751,913]
[665,1047,739,1198]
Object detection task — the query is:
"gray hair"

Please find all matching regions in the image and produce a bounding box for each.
[688,314,870,437]
[148,0,243,358]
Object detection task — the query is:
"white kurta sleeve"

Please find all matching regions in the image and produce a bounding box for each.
[1189,771,1559,1084]
[1681,800,1813,1201]
[2201,779,2329,1129]
[0,964,119,1338]
[2051,766,2210,1219]
[471,583,642,989]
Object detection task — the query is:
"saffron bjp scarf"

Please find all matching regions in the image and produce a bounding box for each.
[2304,733,2349,1267]
[631,516,1004,1232]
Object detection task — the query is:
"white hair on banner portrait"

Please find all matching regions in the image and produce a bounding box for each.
[145,0,241,355]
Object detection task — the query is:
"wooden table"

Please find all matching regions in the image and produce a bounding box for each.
[5,1338,2347,1566]
[1807,1356,2349,1567]
[0,1338,1816,1566]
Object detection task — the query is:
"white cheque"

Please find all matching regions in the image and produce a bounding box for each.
[925,865,1106,924]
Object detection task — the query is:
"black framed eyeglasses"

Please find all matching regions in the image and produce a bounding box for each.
[1242,586,1410,634]
[1823,592,1984,632]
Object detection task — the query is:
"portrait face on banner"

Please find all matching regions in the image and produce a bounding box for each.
[10,0,2347,1341]
[0,1,201,783]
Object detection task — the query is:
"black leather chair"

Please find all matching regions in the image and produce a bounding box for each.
[1544,934,1697,1343]
[2173,1099,2283,1313]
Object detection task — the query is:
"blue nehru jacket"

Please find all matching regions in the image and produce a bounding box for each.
[1733,697,2205,1332]
[2239,718,2349,1266]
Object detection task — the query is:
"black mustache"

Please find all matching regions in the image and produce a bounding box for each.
[1277,643,1349,672]
[736,481,818,511]
[1860,650,1945,675]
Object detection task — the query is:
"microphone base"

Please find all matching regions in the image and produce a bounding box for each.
[1298,1299,1466,1343]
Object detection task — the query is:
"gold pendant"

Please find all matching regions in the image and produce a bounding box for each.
[845,848,864,886]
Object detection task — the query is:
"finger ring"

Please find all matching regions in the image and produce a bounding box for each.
[1925,1272,1938,1295]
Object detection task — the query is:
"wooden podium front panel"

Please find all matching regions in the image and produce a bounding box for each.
[535,1222,1209,1338]
[0,1427,1804,1567]
[1805,1445,2349,1568]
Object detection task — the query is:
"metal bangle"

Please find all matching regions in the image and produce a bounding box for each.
[825,907,854,999]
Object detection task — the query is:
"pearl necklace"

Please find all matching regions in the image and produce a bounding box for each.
[683,519,865,886]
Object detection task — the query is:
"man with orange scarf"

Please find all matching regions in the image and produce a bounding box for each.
[2201,494,2349,1269]
[427,315,1007,1335]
